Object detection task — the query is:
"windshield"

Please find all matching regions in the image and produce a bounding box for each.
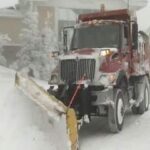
[70,24,120,50]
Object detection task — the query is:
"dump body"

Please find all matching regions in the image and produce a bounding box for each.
[78,9,130,21]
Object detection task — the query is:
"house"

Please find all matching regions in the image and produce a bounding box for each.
[0,8,22,65]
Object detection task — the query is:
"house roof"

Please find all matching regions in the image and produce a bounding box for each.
[0,8,22,18]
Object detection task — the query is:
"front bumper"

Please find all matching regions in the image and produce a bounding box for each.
[48,83,114,106]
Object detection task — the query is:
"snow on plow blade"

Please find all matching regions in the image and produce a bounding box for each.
[15,73,78,150]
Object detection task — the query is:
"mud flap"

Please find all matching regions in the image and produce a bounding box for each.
[15,73,78,150]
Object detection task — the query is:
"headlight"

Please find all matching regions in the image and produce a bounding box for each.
[50,74,59,84]
[99,73,117,86]
[100,50,111,56]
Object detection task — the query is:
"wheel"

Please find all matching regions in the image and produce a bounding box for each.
[145,79,150,111]
[132,76,150,114]
[108,89,125,133]
[138,78,150,113]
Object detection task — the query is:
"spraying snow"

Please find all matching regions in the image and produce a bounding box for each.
[0,66,68,150]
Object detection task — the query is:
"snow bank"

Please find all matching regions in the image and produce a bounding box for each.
[0,66,68,150]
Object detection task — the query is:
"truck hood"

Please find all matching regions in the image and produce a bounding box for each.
[59,48,118,60]
[59,48,101,60]
[71,48,96,55]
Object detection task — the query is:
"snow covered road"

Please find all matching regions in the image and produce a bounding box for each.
[1,66,150,150]
[79,111,150,150]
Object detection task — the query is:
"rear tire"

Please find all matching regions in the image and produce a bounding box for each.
[132,76,150,114]
[108,89,125,133]
[132,100,145,115]
[145,80,150,111]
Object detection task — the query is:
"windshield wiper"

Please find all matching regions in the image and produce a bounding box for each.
[71,47,78,51]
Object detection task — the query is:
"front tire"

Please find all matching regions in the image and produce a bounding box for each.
[108,89,125,133]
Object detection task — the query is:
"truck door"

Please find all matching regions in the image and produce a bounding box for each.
[121,24,130,73]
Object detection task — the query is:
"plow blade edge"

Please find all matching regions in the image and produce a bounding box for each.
[15,73,78,150]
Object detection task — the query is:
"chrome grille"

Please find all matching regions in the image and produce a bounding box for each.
[60,59,95,83]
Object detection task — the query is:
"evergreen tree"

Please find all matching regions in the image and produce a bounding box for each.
[12,3,58,80]
[40,23,58,80]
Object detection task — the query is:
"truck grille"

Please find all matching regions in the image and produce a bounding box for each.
[60,59,96,83]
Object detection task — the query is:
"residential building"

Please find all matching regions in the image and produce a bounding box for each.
[0,8,22,65]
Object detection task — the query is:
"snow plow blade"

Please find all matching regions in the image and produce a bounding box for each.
[15,73,78,150]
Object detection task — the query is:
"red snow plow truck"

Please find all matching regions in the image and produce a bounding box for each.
[48,8,150,133]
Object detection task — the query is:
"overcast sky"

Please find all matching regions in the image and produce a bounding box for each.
[0,0,150,31]
[0,0,18,8]
[137,1,150,31]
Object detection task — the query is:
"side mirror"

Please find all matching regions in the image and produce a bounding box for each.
[63,30,68,53]
[132,23,138,49]
[63,26,74,53]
